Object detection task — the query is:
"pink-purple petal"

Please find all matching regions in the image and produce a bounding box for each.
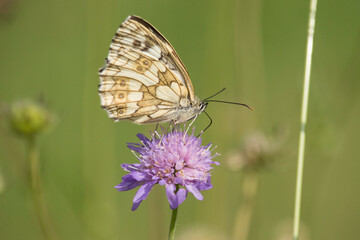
[197,181,213,191]
[136,133,150,146]
[130,171,151,181]
[176,188,188,206]
[126,144,142,152]
[131,181,156,211]
[166,184,188,209]
[115,174,143,191]
[166,184,177,209]
[186,184,204,200]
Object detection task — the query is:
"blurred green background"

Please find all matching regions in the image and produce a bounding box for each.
[0,0,359,239]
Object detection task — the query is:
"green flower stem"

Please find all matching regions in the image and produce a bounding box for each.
[27,137,56,240]
[293,0,318,239]
[168,207,178,240]
[168,185,179,240]
[232,171,259,240]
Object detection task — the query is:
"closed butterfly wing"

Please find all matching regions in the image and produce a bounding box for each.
[99,16,204,124]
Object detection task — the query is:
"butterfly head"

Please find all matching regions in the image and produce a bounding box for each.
[193,96,208,114]
[199,100,208,113]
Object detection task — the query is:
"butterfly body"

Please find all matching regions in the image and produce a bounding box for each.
[164,96,207,124]
[99,15,206,124]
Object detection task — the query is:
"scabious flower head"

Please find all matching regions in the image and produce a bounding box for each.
[115,128,219,211]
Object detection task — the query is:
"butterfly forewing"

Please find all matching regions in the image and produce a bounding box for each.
[99,16,202,124]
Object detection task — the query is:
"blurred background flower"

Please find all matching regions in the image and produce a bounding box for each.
[4,99,57,138]
[0,0,17,19]
[1,98,58,240]
[228,129,287,240]
[227,128,286,172]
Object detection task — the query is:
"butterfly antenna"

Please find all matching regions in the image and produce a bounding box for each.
[203,88,226,101]
[204,100,254,110]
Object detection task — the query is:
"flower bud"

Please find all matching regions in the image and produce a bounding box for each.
[6,99,56,138]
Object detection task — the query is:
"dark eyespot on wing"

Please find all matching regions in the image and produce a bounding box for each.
[133,39,141,47]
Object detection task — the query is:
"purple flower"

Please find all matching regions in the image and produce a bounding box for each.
[115,128,219,211]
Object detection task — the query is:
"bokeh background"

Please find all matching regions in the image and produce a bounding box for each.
[0,0,359,239]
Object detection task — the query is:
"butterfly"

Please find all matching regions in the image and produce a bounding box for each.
[99,16,251,126]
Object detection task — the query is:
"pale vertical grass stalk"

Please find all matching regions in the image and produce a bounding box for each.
[293,0,318,239]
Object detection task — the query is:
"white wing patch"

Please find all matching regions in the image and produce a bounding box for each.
[170,82,181,96]
[133,115,150,123]
[153,60,166,72]
[115,68,159,86]
[156,86,180,102]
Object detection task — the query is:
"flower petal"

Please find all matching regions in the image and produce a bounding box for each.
[131,181,156,211]
[197,181,213,191]
[166,184,188,209]
[176,188,188,206]
[186,184,204,200]
[130,171,151,181]
[115,174,143,191]
[165,184,177,209]
[127,144,142,152]
[137,133,150,146]
[158,179,166,185]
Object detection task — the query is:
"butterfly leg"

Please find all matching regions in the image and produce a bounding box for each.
[170,119,177,132]
[183,114,199,141]
[151,123,160,139]
[158,121,174,146]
